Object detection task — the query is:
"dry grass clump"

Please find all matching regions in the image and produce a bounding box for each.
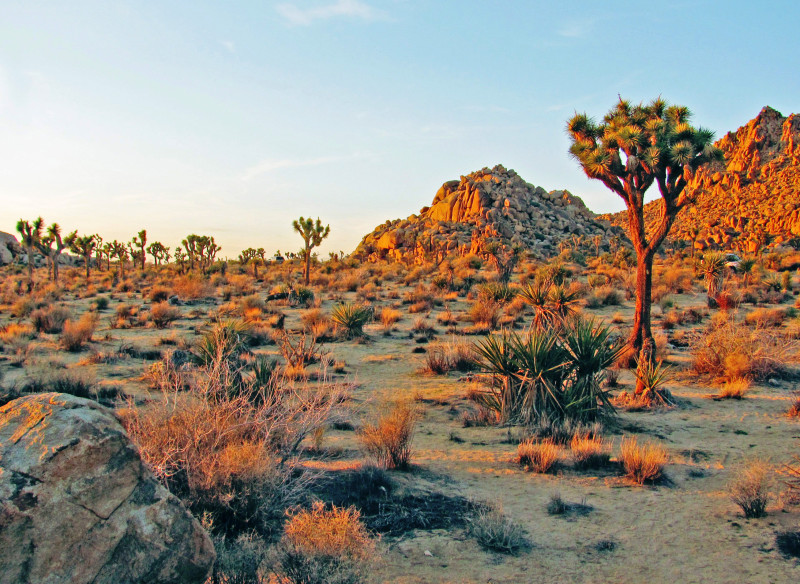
[691,316,795,382]
[30,305,72,333]
[619,436,667,484]
[469,502,528,554]
[149,301,181,328]
[269,501,375,584]
[729,460,771,518]
[378,306,401,329]
[423,338,475,374]
[358,400,417,470]
[467,297,500,330]
[173,274,214,299]
[570,434,611,469]
[717,378,751,400]
[148,285,172,303]
[788,392,800,418]
[516,439,560,473]
[60,313,98,351]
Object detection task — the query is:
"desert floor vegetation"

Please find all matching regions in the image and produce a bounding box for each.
[2,251,800,583]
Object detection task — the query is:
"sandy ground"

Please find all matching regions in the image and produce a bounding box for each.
[2,275,800,583]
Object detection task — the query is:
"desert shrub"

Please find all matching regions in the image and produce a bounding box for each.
[148,286,172,303]
[516,439,560,473]
[717,378,751,399]
[93,296,110,311]
[19,367,95,399]
[208,533,269,584]
[269,501,375,584]
[546,493,568,515]
[330,303,372,339]
[467,297,500,329]
[477,282,517,304]
[619,436,667,484]
[60,313,98,351]
[469,503,528,554]
[378,307,401,329]
[119,362,343,537]
[30,305,72,334]
[788,392,800,418]
[0,323,35,345]
[173,274,214,299]
[472,317,622,425]
[150,301,182,328]
[11,297,38,318]
[729,460,770,518]
[358,400,417,470]
[570,434,610,469]
[744,307,786,327]
[691,316,795,381]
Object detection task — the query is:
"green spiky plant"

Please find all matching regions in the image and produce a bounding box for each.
[567,98,723,395]
[518,281,553,329]
[292,216,330,285]
[330,303,372,339]
[700,251,727,305]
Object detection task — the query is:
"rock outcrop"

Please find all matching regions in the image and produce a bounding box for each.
[0,232,22,266]
[0,393,215,584]
[600,107,800,253]
[354,165,617,262]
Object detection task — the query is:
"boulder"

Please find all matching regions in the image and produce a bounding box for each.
[0,232,21,265]
[0,393,215,584]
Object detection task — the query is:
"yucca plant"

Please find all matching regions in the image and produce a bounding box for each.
[518,281,554,329]
[331,302,372,338]
[193,319,252,368]
[634,358,673,405]
[700,252,727,302]
[547,285,579,321]
[478,282,517,304]
[561,317,623,421]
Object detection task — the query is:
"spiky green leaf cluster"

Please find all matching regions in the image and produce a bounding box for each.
[566,97,723,190]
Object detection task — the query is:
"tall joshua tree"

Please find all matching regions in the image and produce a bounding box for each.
[36,223,68,284]
[292,217,330,285]
[16,217,43,292]
[567,97,722,394]
[65,232,98,279]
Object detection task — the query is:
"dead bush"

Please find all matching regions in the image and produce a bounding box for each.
[691,316,795,381]
[358,400,417,470]
[570,434,611,469]
[31,305,72,334]
[469,502,528,554]
[150,301,182,328]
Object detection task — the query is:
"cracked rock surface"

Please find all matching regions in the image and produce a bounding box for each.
[0,392,215,584]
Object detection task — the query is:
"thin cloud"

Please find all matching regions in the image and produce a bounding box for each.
[219,40,236,53]
[275,0,385,26]
[557,19,594,38]
[241,155,343,181]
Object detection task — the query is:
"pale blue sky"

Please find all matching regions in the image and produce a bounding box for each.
[1,1,798,257]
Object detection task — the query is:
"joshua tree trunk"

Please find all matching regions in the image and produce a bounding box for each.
[629,247,656,373]
[26,245,34,292]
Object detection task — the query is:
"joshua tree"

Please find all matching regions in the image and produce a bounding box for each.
[238,247,261,278]
[174,247,187,273]
[484,242,521,284]
[66,233,98,279]
[109,240,128,280]
[146,241,169,266]
[567,98,722,394]
[35,223,68,283]
[131,229,147,270]
[16,217,43,292]
[292,217,330,285]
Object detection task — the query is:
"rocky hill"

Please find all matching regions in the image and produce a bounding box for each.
[599,106,800,253]
[353,165,617,262]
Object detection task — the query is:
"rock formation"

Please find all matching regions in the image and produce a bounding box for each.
[353,165,617,262]
[0,232,22,266]
[0,393,215,584]
[600,107,800,253]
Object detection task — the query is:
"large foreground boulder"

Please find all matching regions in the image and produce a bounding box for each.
[0,393,215,584]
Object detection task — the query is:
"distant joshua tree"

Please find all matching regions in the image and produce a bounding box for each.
[36,223,69,284]
[292,217,330,285]
[131,229,147,270]
[110,240,128,280]
[238,247,260,278]
[16,217,43,292]
[182,234,220,273]
[65,233,99,279]
[146,241,169,266]
[567,97,722,395]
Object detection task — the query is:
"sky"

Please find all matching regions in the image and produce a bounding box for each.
[1,0,799,258]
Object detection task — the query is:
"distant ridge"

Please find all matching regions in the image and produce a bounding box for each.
[599,106,800,253]
[353,165,617,263]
